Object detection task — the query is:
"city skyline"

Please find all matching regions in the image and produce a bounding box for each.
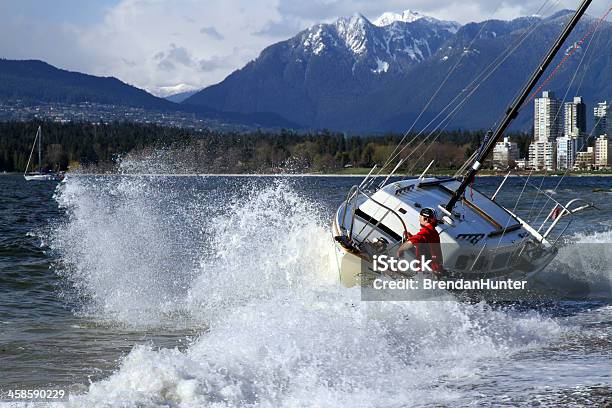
[524,91,610,171]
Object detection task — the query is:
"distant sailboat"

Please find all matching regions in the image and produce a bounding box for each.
[24,126,60,181]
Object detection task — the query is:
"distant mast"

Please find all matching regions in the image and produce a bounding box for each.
[38,126,42,174]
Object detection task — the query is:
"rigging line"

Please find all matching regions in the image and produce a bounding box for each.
[406,100,488,175]
[534,4,610,144]
[548,23,596,139]
[455,150,478,177]
[522,9,607,228]
[525,23,596,223]
[526,6,612,106]
[402,56,519,175]
[529,116,603,228]
[574,11,606,92]
[374,6,504,175]
[411,1,587,177]
[495,170,531,250]
[405,89,510,175]
[379,3,561,175]
[509,117,604,250]
[526,173,548,222]
[367,9,516,187]
[357,127,482,236]
[406,117,481,176]
[444,0,593,210]
[368,0,558,185]
[409,24,550,175]
[563,4,610,109]
[478,2,565,147]
[393,1,561,159]
[364,0,560,194]
[539,8,602,180]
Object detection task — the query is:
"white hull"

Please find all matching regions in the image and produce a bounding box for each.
[24,173,59,181]
[332,177,558,287]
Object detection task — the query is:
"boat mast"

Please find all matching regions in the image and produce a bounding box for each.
[445,0,592,212]
[24,127,39,176]
[38,126,42,174]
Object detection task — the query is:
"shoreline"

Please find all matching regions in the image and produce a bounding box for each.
[3,172,612,178]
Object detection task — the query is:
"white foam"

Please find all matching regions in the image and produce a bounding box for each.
[50,175,204,325]
[50,168,565,407]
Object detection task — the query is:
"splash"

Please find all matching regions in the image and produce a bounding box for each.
[534,230,612,299]
[185,181,338,323]
[50,174,209,325]
[49,171,565,407]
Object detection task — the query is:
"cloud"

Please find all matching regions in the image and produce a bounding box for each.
[255,16,306,37]
[200,26,224,40]
[199,55,231,72]
[165,44,195,66]
[0,0,604,96]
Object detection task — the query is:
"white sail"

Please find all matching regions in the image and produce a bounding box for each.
[24,126,60,181]
[24,126,40,177]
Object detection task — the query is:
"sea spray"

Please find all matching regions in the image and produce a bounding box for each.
[531,230,612,299]
[186,180,336,322]
[49,172,566,407]
[50,175,210,325]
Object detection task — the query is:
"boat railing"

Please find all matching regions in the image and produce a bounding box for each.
[498,177,595,247]
[539,198,595,245]
[341,185,408,244]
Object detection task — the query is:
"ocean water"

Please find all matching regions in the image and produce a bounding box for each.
[0,170,611,407]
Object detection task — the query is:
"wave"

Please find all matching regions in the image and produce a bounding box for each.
[49,171,565,407]
[524,227,612,302]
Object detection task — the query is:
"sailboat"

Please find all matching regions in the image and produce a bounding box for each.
[331,0,596,287]
[24,126,60,181]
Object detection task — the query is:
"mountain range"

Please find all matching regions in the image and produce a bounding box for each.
[0,59,296,128]
[184,9,611,132]
[164,89,200,103]
[1,9,609,133]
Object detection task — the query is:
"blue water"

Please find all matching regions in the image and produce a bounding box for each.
[0,173,610,407]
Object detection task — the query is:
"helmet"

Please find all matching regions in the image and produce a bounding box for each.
[419,207,436,219]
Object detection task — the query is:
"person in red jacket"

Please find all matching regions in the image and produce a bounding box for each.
[397,207,444,278]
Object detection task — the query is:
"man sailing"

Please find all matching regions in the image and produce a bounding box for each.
[397,207,444,278]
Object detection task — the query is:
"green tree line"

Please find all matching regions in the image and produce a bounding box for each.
[0,121,532,173]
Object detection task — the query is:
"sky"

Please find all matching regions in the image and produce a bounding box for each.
[0,0,606,97]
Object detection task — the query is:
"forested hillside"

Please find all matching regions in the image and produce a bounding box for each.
[0,121,531,174]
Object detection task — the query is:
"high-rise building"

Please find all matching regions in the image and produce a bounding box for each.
[594,135,611,169]
[529,140,557,171]
[573,147,594,171]
[530,91,561,170]
[492,136,519,169]
[564,96,586,137]
[594,101,608,137]
[556,136,583,170]
[556,96,587,171]
[534,91,563,142]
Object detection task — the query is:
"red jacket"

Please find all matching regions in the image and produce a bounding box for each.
[407,223,443,273]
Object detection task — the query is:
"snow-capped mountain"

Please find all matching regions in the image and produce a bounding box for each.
[374,9,427,26]
[184,10,611,132]
[297,12,459,74]
[373,9,460,32]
